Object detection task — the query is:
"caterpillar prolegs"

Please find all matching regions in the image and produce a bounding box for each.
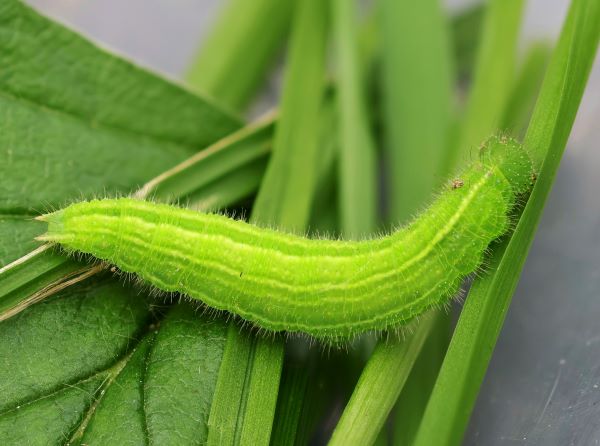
[37,136,534,342]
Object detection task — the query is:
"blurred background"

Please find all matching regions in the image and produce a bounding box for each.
[22,0,600,444]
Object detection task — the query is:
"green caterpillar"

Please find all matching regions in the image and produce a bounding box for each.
[37,136,533,342]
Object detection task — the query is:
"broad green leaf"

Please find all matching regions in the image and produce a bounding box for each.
[77,303,227,445]
[0,0,244,320]
[414,1,600,444]
[207,0,330,443]
[0,0,240,214]
[0,1,269,443]
[0,279,152,442]
[187,0,294,112]
[0,277,228,444]
[78,337,154,445]
[0,217,45,266]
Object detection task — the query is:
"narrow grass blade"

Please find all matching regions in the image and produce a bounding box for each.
[448,0,525,171]
[186,0,294,112]
[207,1,330,444]
[501,43,552,138]
[251,0,329,232]
[414,2,600,445]
[452,3,486,84]
[381,0,454,222]
[391,316,450,445]
[135,113,275,202]
[270,362,315,446]
[329,315,437,446]
[333,0,378,238]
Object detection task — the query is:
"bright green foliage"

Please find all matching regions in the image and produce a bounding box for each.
[414,0,600,445]
[381,0,454,222]
[333,0,378,238]
[187,0,294,112]
[0,218,45,267]
[252,0,329,232]
[502,43,552,137]
[1,0,597,442]
[329,314,437,446]
[0,0,243,325]
[0,279,151,442]
[0,0,240,214]
[0,278,228,445]
[78,338,154,445]
[449,0,525,171]
[0,116,276,323]
[0,1,254,444]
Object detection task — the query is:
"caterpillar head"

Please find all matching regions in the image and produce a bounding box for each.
[479,135,535,196]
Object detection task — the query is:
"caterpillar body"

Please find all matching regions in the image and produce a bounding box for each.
[37,136,533,342]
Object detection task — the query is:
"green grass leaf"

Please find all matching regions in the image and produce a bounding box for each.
[448,0,525,171]
[381,0,454,222]
[186,0,294,112]
[501,43,552,138]
[414,1,600,445]
[329,315,437,446]
[333,0,378,238]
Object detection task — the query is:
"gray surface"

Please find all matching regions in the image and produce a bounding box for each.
[23,1,600,444]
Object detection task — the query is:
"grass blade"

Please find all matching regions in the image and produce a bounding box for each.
[135,113,275,202]
[251,0,329,232]
[329,315,437,446]
[186,0,294,112]
[448,0,525,171]
[414,1,600,445]
[381,0,454,222]
[501,43,552,138]
[207,1,330,444]
[333,0,378,238]
[452,3,486,84]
